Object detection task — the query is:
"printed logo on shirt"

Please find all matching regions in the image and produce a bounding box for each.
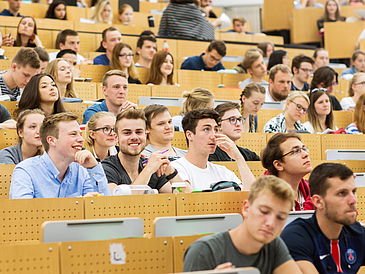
[345,248,357,265]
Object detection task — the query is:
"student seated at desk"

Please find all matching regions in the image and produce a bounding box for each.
[0,0,23,17]
[0,109,45,165]
[89,0,113,24]
[295,0,324,8]
[45,0,67,20]
[341,0,363,5]
[312,48,329,72]
[257,41,274,62]
[147,51,177,86]
[346,93,365,133]
[226,17,255,35]
[340,50,365,79]
[317,0,346,36]
[118,4,133,25]
[238,50,268,89]
[14,16,43,48]
[304,88,337,133]
[341,72,365,110]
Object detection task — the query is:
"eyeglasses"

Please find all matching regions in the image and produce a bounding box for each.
[355,81,365,86]
[93,126,115,135]
[299,68,313,74]
[289,100,308,114]
[281,146,309,158]
[119,54,134,58]
[221,117,246,125]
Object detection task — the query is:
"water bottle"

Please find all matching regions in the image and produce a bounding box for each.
[162,40,169,51]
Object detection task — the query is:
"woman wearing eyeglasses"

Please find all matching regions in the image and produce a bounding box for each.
[303,89,337,133]
[84,112,118,162]
[340,73,365,110]
[110,43,141,84]
[263,91,310,133]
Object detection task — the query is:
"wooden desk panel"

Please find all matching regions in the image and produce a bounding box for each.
[262,0,294,31]
[290,8,323,44]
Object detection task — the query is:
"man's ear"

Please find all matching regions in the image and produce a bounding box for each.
[241,199,250,218]
[136,47,141,55]
[59,43,65,50]
[102,41,107,49]
[273,159,284,172]
[47,135,56,148]
[312,194,324,210]
[293,67,298,75]
[246,68,253,76]
[186,130,193,142]
[102,85,107,96]
[11,63,17,72]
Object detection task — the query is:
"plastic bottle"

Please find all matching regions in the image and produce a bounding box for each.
[162,40,169,51]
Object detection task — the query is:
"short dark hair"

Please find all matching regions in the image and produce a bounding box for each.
[143,104,169,129]
[310,66,338,90]
[56,49,76,58]
[214,102,240,118]
[102,26,120,42]
[261,133,301,177]
[309,163,354,197]
[182,108,221,146]
[291,54,314,74]
[207,40,226,57]
[55,29,78,49]
[115,109,147,134]
[267,50,287,71]
[136,35,157,55]
[313,48,327,58]
[34,47,49,62]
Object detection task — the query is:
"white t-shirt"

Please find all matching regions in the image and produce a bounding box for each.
[340,97,355,110]
[170,157,241,191]
[48,51,85,64]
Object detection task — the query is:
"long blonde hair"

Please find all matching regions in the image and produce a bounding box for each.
[110,42,139,81]
[45,58,77,98]
[84,111,116,154]
[90,0,113,24]
[348,72,365,97]
[179,88,214,115]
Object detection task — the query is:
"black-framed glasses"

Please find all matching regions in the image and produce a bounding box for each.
[281,146,309,158]
[221,117,246,125]
[93,126,115,135]
[355,81,365,86]
[119,54,134,58]
[289,100,308,114]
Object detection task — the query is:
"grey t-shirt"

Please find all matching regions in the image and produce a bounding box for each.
[183,231,292,273]
[0,143,22,164]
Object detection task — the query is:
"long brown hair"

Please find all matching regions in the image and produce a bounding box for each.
[16,16,37,47]
[147,51,174,85]
[308,89,335,132]
[323,0,341,21]
[110,42,139,81]
[354,93,365,133]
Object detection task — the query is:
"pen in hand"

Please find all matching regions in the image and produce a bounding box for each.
[142,149,169,164]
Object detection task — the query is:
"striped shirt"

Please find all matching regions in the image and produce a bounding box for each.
[0,70,20,101]
[158,3,214,40]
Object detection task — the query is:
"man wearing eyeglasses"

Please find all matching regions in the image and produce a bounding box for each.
[208,102,260,161]
[93,27,122,66]
[170,108,255,191]
[291,54,314,91]
[261,132,314,211]
[82,70,137,124]
[180,40,226,71]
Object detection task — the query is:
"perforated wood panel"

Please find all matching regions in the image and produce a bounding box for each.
[236,133,266,157]
[262,0,293,31]
[35,18,73,31]
[0,165,15,199]
[1,101,18,119]
[0,59,12,71]
[78,33,97,54]
[340,160,365,173]
[290,8,322,44]
[151,86,185,98]
[246,161,266,179]
[321,134,365,160]
[211,87,242,101]
[79,65,109,82]
[178,70,222,90]
[84,194,176,235]
[170,131,187,150]
[0,129,18,150]
[257,109,281,133]
[19,3,48,18]
[127,85,152,104]
[66,6,87,21]
[0,242,59,273]
[220,33,252,43]
[176,191,248,216]
[63,103,92,124]
[37,30,53,49]
[173,235,207,273]
[136,67,150,84]
[357,187,365,222]
[225,44,251,57]
[333,111,354,129]
[212,161,241,180]
[0,197,84,242]
[222,73,249,88]
[177,41,209,63]
[74,82,97,101]
[59,237,173,274]
[0,46,22,61]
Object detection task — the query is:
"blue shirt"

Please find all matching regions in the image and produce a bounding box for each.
[340,66,357,78]
[93,54,110,66]
[82,100,108,124]
[180,53,225,71]
[10,152,111,199]
[0,9,22,17]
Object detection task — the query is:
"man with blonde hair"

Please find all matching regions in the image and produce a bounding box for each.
[82,70,137,123]
[10,112,111,198]
[183,175,302,273]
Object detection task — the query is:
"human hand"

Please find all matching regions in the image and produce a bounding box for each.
[84,192,100,197]
[215,134,241,161]
[122,101,138,111]
[80,59,93,65]
[2,34,14,47]
[144,151,170,177]
[31,34,43,47]
[75,149,98,169]
[214,262,234,270]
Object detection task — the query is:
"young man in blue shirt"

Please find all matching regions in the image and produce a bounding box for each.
[0,0,22,17]
[93,27,122,66]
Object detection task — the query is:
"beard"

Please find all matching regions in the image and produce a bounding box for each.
[324,201,357,226]
[271,89,289,101]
